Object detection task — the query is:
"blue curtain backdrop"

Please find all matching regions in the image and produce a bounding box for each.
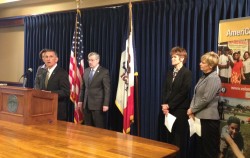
[24,0,250,140]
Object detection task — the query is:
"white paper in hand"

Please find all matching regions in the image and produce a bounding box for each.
[195,118,201,136]
[188,117,201,137]
[164,113,176,133]
[188,118,195,137]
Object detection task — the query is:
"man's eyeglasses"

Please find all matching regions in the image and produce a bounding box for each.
[87,59,97,62]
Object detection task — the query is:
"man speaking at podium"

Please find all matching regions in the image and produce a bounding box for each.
[37,49,70,121]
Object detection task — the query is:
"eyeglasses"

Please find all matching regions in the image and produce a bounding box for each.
[87,59,97,62]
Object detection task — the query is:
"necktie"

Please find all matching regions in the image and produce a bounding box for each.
[89,69,94,83]
[45,70,50,89]
[172,68,178,82]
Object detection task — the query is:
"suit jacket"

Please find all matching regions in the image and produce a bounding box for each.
[34,64,46,89]
[162,66,192,112]
[41,65,70,121]
[161,66,192,151]
[190,71,221,120]
[79,66,111,110]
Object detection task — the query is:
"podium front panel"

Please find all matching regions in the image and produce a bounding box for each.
[0,86,58,124]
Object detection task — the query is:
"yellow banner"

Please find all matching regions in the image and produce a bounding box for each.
[219,17,250,43]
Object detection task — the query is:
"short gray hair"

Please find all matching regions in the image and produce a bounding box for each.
[88,52,100,60]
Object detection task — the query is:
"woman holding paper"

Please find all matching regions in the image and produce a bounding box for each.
[161,46,192,158]
[187,51,221,158]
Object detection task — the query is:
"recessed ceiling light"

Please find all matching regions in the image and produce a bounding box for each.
[0,0,21,4]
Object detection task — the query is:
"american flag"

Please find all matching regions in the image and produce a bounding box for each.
[69,10,84,123]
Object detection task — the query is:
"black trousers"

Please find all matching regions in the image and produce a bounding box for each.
[57,102,67,121]
[189,119,220,158]
[167,109,189,158]
[84,104,105,128]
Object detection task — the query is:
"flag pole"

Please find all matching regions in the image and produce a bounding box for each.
[76,0,80,9]
[70,0,79,110]
[72,0,79,119]
[128,0,140,136]
[135,72,139,136]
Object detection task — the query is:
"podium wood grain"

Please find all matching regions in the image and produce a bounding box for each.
[0,86,58,124]
[0,120,179,158]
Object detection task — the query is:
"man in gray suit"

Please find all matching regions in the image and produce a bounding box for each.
[78,52,110,128]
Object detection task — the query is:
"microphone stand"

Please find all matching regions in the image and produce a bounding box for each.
[22,77,27,88]
[19,68,33,88]
[19,75,27,88]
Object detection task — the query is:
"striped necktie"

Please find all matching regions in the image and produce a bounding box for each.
[172,68,179,82]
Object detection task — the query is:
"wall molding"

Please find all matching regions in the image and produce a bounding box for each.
[0,17,24,28]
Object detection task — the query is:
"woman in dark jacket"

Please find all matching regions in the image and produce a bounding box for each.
[162,46,192,158]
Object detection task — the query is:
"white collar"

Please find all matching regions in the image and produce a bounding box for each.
[41,64,46,69]
[48,64,57,73]
[91,65,99,71]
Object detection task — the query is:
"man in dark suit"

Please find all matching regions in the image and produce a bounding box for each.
[39,49,70,121]
[161,47,192,158]
[34,49,47,89]
[78,52,110,128]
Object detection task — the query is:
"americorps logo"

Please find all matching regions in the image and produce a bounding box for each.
[226,28,250,37]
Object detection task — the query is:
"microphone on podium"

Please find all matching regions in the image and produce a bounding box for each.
[19,68,33,87]
[21,68,33,78]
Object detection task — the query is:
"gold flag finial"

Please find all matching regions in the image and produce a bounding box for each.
[75,0,81,9]
[129,0,133,9]
[128,0,133,33]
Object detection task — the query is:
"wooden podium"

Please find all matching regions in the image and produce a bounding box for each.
[0,86,58,124]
